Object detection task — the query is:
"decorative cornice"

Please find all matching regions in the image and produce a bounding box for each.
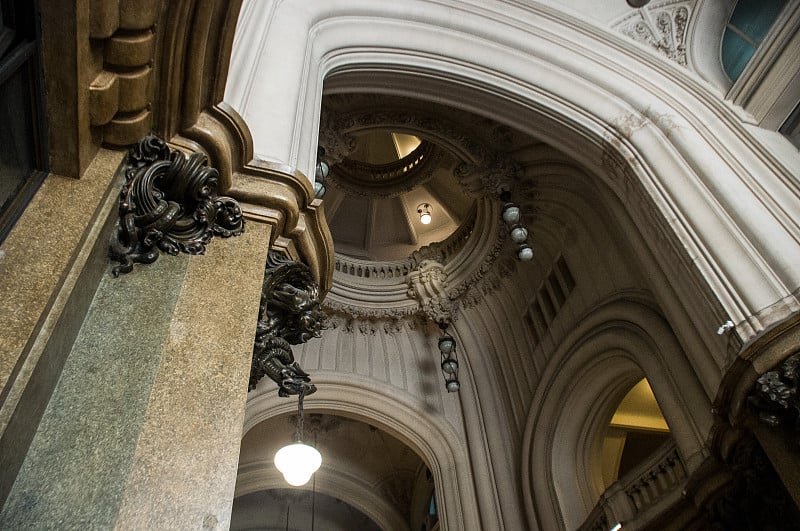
[323,200,512,322]
[109,135,245,276]
[453,154,524,197]
[169,104,334,294]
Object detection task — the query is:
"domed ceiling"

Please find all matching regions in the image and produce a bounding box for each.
[322,110,475,262]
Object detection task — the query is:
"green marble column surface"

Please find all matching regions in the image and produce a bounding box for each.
[0,221,270,530]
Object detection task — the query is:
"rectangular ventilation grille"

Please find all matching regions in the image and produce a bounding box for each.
[524,255,574,347]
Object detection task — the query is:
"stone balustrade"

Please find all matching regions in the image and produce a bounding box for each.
[334,256,411,280]
[578,439,687,531]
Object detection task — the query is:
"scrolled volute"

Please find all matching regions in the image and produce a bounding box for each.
[109,135,245,276]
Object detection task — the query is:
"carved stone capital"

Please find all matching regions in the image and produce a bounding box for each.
[748,352,800,445]
[109,135,245,276]
[250,251,327,396]
[407,259,459,323]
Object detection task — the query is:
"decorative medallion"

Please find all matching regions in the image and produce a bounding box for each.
[250,251,327,396]
[109,135,245,276]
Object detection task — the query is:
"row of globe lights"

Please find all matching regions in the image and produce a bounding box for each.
[500,190,534,261]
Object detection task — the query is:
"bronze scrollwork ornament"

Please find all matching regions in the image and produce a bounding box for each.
[748,352,800,446]
[250,251,327,396]
[109,135,245,276]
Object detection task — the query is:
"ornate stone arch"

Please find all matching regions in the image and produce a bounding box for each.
[521,294,713,530]
[242,371,482,530]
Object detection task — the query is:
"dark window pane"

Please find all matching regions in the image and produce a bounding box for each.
[722,30,756,81]
[0,63,35,213]
[729,0,787,43]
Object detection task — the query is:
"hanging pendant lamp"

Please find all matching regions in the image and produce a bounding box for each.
[274,389,322,486]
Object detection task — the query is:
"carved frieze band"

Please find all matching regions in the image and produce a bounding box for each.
[748,352,800,445]
[109,135,245,276]
[250,251,327,396]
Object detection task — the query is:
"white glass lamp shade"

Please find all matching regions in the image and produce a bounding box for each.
[517,245,534,261]
[510,225,528,243]
[441,358,459,374]
[315,160,330,180]
[501,204,521,225]
[438,336,455,355]
[420,212,432,225]
[274,442,322,486]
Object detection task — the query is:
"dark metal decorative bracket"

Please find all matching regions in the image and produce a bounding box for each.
[109,135,245,276]
[748,352,800,446]
[250,251,327,396]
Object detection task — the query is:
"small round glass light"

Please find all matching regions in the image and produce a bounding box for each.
[518,245,534,261]
[315,161,329,180]
[274,442,322,486]
[438,336,455,355]
[417,203,432,225]
[441,358,459,374]
[510,226,528,243]
[446,379,461,393]
[501,204,521,225]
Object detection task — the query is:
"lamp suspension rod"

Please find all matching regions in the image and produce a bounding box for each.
[295,387,306,442]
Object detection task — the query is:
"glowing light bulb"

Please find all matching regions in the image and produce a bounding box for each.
[417,203,432,225]
[274,442,322,486]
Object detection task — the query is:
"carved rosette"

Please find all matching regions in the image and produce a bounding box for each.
[109,135,245,276]
[748,352,800,445]
[250,251,327,396]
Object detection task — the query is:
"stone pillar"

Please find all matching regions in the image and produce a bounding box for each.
[0,214,270,529]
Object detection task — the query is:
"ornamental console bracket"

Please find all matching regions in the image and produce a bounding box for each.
[249,251,327,396]
[748,352,800,446]
[109,135,245,276]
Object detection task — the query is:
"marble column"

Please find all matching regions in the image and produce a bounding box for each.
[0,220,270,530]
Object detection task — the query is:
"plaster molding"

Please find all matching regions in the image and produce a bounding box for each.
[612,0,693,67]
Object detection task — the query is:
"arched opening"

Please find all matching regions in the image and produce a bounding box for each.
[242,372,481,530]
[600,378,672,489]
[233,412,432,531]
[523,297,712,530]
